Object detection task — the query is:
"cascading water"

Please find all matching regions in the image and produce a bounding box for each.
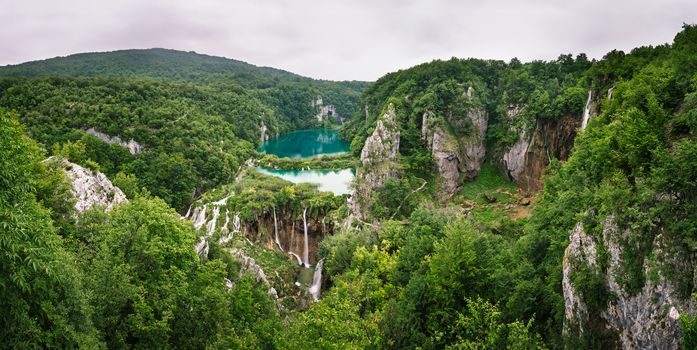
[189,193,234,255]
[195,238,207,255]
[303,207,310,267]
[288,252,303,265]
[221,210,230,233]
[232,213,241,233]
[206,206,220,236]
[212,195,231,206]
[308,258,324,301]
[607,86,614,100]
[182,205,192,220]
[581,90,592,130]
[193,205,208,229]
[273,207,282,250]
[219,210,232,244]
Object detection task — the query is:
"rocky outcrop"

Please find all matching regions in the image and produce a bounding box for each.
[239,208,331,266]
[421,91,487,195]
[352,104,401,219]
[312,95,340,122]
[501,107,580,192]
[230,248,279,300]
[422,111,461,194]
[260,121,269,144]
[85,128,142,155]
[563,216,696,349]
[47,156,127,213]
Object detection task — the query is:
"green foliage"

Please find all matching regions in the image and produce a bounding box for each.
[0,50,364,211]
[282,276,382,349]
[681,294,697,350]
[257,152,357,171]
[0,109,102,348]
[112,171,140,199]
[1,24,696,350]
[445,297,546,350]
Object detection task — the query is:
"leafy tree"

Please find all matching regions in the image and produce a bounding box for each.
[0,110,101,348]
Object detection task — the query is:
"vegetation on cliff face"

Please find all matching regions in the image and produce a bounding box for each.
[1,25,696,349]
[322,24,696,349]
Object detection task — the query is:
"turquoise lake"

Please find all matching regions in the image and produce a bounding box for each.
[257,129,354,195]
[257,129,350,158]
[256,168,354,195]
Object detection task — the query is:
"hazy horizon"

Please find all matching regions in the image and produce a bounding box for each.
[2,0,695,81]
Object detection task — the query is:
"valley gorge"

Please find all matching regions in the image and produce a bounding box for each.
[1,24,697,349]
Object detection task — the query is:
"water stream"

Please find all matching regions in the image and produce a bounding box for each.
[581,90,592,130]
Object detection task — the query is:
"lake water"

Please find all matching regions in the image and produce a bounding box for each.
[257,129,354,195]
[256,168,354,195]
[257,129,350,158]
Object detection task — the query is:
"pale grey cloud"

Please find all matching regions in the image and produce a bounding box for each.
[0,0,694,81]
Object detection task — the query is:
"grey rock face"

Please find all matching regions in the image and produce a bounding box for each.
[422,111,461,195]
[563,216,695,349]
[85,128,142,155]
[562,223,596,335]
[260,121,269,144]
[359,104,400,163]
[230,248,278,300]
[502,130,529,183]
[460,108,487,179]
[352,104,400,219]
[420,89,487,196]
[501,106,529,183]
[311,95,339,122]
[48,157,127,213]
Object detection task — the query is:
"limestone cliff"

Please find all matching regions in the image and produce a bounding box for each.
[230,248,279,301]
[501,107,580,192]
[47,156,127,213]
[185,198,330,266]
[85,128,142,155]
[260,121,269,144]
[421,88,487,195]
[352,104,401,219]
[563,216,696,349]
[312,95,340,122]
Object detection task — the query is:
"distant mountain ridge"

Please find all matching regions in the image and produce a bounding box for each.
[0,48,363,86]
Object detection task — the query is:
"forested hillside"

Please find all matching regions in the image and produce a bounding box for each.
[1,25,696,350]
[329,24,696,348]
[0,49,366,211]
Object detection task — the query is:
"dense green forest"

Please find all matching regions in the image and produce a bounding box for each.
[0,49,366,212]
[1,26,696,349]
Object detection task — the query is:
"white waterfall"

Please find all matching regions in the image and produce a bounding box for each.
[232,213,241,233]
[182,205,192,220]
[303,207,310,268]
[288,252,303,265]
[195,238,208,255]
[273,207,282,251]
[607,86,614,99]
[219,210,233,244]
[308,258,324,301]
[212,195,231,206]
[193,205,208,229]
[206,206,220,236]
[581,90,592,130]
[221,210,230,233]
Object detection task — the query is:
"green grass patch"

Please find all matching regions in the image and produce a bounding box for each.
[456,164,517,204]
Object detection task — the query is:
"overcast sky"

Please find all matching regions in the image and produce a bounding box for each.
[1,0,694,81]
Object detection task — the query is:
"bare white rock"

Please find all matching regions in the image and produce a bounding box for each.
[47,156,127,213]
[563,215,696,349]
[85,128,142,155]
